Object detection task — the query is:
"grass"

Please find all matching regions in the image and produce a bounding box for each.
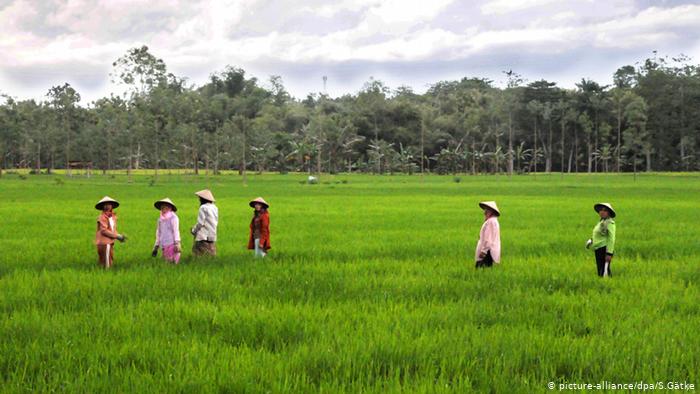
[0,172,698,393]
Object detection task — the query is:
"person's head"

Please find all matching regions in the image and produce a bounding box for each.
[254,203,263,212]
[102,203,113,212]
[199,197,210,205]
[483,208,495,219]
[160,204,172,214]
[598,207,610,219]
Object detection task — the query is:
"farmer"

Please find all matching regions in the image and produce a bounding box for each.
[248,197,271,258]
[191,189,218,256]
[94,196,126,269]
[586,203,616,277]
[475,201,501,268]
[152,198,181,264]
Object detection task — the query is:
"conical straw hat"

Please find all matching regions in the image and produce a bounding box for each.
[478,201,500,216]
[154,198,177,212]
[249,197,269,208]
[95,196,119,210]
[195,189,215,202]
[594,202,616,218]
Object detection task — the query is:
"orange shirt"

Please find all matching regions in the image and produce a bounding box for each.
[95,212,119,245]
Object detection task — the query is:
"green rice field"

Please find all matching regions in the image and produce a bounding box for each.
[0,172,698,392]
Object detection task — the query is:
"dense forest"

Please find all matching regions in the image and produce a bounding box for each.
[1,46,699,178]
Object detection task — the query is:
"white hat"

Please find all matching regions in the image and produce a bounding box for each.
[195,189,215,202]
[154,198,177,212]
[249,197,269,208]
[594,203,616,218]
[95,196,119,210]
[478,201,500,216]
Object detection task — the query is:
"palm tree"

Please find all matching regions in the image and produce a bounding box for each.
[514,141,532,174]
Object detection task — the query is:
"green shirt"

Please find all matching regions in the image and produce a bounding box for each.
[591,217,616,255]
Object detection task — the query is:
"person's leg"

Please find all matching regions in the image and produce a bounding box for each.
[192,241,201,257]
[106,243,113,269]
[97,245,106,268]
[254,238,265,257]
[602,247,611,277]
[163,244,180,264]
[595,247,606,276]
[475,251,493,268]
[483,251,494,267]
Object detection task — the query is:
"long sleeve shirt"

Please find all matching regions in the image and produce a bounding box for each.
[193,203,218,242]
[155,212,181,247]
[475,216,501,263]
[95,212,118,246]
[591,217,616,255]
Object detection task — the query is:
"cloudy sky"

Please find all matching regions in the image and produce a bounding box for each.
[2,0,700,103]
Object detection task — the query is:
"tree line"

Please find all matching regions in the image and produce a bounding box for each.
[1,47,699,179]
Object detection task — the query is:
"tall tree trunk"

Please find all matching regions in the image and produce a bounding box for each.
[533,117,538,174]
[193,128,199,175]
[127,140,133,183]
[616,104,622,173]
[420,117,425,180]
[574,128,579,173]
[586,133,592,173]
[241,124,247,185]
[646,150,652,172]
[154,119,159,181]
[547,119,553,173]
[36,142,41,174]
[560,115,565,176]
[508,111,514,176]
[65,117,71,177]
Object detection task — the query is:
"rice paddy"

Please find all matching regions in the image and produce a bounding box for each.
[0,172,698,392]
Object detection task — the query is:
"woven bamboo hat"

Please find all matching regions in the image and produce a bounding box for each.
[154,198,177,212]
[249,197,269,209]
[195,189,215,202]
[478,201,500,216]
[95,196,119,210]
[594,203,616,218]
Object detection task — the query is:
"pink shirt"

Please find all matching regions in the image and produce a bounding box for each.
[475,216,501,263]
[155,211,181,247]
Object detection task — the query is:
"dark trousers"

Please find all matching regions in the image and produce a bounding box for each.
[595,247,611,277]
[475,251,494,268]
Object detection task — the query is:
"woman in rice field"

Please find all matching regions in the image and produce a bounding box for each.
[248,197,270,258]
[151,198,181,264]
[94,196,127,269]
[191,189,218,257]
[475,201,501,268]
[586,203,616,277]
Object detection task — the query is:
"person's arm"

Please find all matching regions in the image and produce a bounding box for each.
[478,221,493,258]
[154,220,160,248]
[260,214,270,247]
[606,221,615,261]
[98,217,119,239]
[173,215,181,252]
[192,206,205,235]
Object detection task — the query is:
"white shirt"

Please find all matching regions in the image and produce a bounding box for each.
[193,203,218,242]
[475,216,501,263]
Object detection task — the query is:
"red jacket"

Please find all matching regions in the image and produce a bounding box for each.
[248,211,270,250]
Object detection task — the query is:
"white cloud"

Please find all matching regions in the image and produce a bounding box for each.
[480,0,565,15]
[1,0,699,102]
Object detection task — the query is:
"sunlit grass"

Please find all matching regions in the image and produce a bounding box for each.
[1,172,698,392]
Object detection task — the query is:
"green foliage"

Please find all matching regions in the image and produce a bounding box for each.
[1,49,700,176]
